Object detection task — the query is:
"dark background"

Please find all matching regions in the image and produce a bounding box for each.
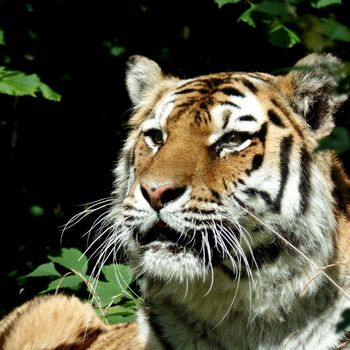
[1,0,349,315]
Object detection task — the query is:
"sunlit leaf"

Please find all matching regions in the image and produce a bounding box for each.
[93,280,122,307]
[24,53,35,61]
[311,0,342,8]
[0,70,39,96]
[26,262,61,278]
[0,67,61,101]
[48,248,88,275]
[214,0,242,8]
[238,4,257,28]
[110,46,126,57]
[0,28,5,45]
[105,314,136,323]
[29,205,45,216]
[102,264,133,295]
[255,1,290,16]
[39,82,61,101]
[322,18,350,42]
[44,275,83,292]
[269,24,301,48]
[318,127,350,154]
[98,302,139,324]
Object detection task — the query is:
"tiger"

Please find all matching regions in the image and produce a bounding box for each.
[1,53,350,350]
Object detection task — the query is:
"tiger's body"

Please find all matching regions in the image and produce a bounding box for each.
[1,54,350,350]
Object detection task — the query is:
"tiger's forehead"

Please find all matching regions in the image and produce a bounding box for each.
[141,73,272,137]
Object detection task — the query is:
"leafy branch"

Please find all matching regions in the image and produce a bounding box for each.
[0,66,61,101]
[23,248,138,324]
[215,0,350,50]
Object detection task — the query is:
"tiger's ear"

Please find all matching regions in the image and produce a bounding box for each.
[277,53,347,140]
[126,55,164,106]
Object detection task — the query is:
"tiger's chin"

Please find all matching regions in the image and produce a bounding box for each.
[132,222,210,282]
[138,243,208,283]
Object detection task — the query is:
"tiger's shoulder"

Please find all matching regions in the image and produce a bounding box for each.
[0,294,145,350]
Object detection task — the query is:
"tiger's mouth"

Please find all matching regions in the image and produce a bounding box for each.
[134,220,238,262]
[137,221,192,249]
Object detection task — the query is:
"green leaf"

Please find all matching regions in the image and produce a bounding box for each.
[255,1,290,16]
[29,205,45,216]
[105,314,136,324]
[311,0,342,8]
[0,67,61,101]
[102,264,133,295]
[0,28,5,45]
[268,24,301,48]
[104,304,137,317]
[238,4,257,28]
[48,248,88,275]
[110,46,126,57]
[214,0,242,8]
[93,280,123,307]
[96,302,139,324]
[321,18,350,43]
[0,70,40,97]
[317,127,350,154]
[26,262,61,278]
[44,275,83,292]
[38,82,61,101]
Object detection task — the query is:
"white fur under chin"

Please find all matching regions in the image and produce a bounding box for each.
[139,244,208,283]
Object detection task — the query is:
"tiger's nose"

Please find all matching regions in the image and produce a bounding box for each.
[140,183,187,210]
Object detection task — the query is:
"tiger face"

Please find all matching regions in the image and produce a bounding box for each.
[112,54,347,286]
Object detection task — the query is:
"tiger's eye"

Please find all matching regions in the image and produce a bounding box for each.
[144,128,164,146]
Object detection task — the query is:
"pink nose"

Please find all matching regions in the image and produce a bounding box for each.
[141,184,186,210]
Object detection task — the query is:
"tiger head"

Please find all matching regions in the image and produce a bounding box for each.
[110,54,347,286]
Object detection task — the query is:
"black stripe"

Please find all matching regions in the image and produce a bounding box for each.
[268,109,286,128]
[246,73,271,83]
[250,241,282,268]
[241,78,257,93]
[331,165,350,217]
[277,226,303,250]
[299,147,312,214]
[183,208,216,215]
[243,136,293,212]
[251,154,264,171]
[231,194,255,212]
[177,77,229,90]
[175,100,196,108]
[210,189,221,201]
[194,110,202,125]
[220,240,282,278]
[242,188,273,205]
[238,114,256,122]
[273,135,293,213]
[170,107,192,123]
[257,122,267,144]
[219,101,240,108]
[271,98,303,137]
[174,88,208,95]
[223,178,228,191]
[218,87,244,98]
[151,298,228,350]
[145,305,176,350]
[177,80,206,89]
[206,77,227,88]
[222,112,230,129]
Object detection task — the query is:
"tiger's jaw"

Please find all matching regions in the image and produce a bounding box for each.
[129,222,209,282]
[124,201,256,284]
